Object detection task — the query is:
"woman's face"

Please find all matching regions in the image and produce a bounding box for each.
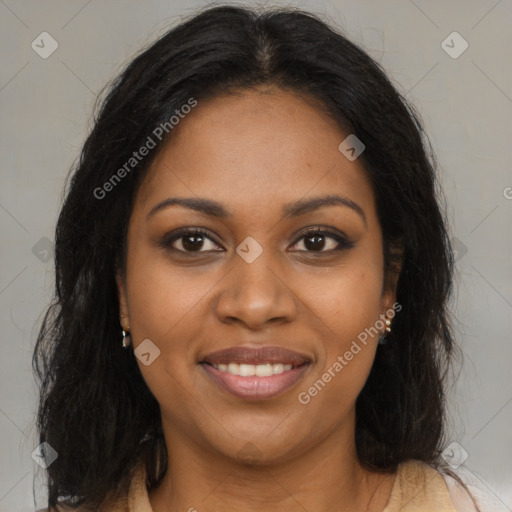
[118,87,399,464]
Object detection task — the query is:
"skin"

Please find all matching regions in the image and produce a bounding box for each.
[117,86,402,512]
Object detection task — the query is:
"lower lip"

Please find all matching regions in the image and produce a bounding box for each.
[200,363,311,400]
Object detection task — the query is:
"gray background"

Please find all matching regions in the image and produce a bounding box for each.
[1,1,511,510]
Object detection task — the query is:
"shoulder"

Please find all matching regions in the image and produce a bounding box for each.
[441,472,480,512]
[385,460,479,511]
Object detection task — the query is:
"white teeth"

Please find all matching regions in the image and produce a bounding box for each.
[272,363,284,375]
[239,364,255,376]
[256,364,274,377]
[212,362,294,376]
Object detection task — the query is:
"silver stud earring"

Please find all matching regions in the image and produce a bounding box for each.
[122,329,131,348]
[120,315,131,348]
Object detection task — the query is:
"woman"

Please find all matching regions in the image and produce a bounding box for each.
[33,5,480,511]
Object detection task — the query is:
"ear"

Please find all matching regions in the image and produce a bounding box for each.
[381,271,400,312]
[381,243,403,313]
[116,272,130,331]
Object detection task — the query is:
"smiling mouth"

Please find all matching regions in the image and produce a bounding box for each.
[198,345,312,400]
[200,362,311,400]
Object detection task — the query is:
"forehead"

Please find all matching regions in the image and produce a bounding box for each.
[136,88,376,224]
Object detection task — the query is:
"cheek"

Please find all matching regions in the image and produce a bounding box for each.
[125,245,211,345]
[297,283,381,427]
[309,263,384,345]
[124,246,204,412]
[297,263,383,405]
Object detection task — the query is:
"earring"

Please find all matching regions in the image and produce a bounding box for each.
[120,315,131,348]
[122,329,131,348]
[378,317,392,345]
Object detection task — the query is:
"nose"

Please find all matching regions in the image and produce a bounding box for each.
[214,251,298,330]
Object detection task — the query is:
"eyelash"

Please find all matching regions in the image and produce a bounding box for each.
[159,226,355,255]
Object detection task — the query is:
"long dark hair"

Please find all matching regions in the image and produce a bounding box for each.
[33,4,456,509]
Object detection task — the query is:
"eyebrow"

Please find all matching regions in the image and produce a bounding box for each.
[147,193,367,227]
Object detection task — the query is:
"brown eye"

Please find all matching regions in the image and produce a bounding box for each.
[160,227,223,253]
[290,228,355,253]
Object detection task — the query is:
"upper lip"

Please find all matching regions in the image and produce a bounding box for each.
[200,345,312,366]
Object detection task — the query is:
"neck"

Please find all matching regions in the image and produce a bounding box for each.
[148,417,395,512]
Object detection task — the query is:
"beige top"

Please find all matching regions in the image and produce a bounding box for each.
[45,459,478,512]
